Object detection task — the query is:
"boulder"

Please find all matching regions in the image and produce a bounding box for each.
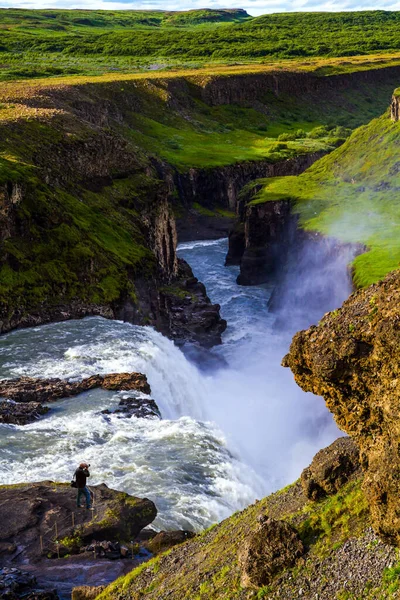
[301,437,361,501]
[0,400,49,425]
[0,482,156,562]
[102,396,161,419]
[144,530,195,555]
[238,517,304,588]
[72,586,104,600]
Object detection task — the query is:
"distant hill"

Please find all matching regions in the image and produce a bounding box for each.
[0,8,251,31]
[2,9,400,80]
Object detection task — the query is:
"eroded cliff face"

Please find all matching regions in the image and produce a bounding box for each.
[0,115,226,346]
[283,269,400,545]
[225,152,325,284]
[201,66,400,107]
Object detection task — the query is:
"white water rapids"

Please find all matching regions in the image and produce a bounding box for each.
[0,238,349,531]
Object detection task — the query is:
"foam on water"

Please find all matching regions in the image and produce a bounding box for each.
[0,237,349,531]
[0,317,265,530]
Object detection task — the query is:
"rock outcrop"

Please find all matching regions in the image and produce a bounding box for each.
[102,396,161,419]
[301,437,361,501]
[0,482,157,563]
[144,530,195,555]
[157,259,226,347]
[238,517,304,588]
[0,400,49,425]
[0,373,151,402]
[283,268,400,545]
[0,373,151,425]
[224,152,325,286]
[390,93,400,121]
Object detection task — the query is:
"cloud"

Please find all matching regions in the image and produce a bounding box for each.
[2,0,400,15]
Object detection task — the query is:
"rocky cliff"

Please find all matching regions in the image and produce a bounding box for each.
[224,151,325,285]
[0,81,228,346]
[283,269,400,546]
[0,66,398,344]
[200,65,400,107]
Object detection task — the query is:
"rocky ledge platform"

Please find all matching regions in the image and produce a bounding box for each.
[0,482,193,599]
[0,373,161,426]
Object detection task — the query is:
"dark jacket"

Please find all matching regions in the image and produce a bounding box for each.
[75,467,90,489]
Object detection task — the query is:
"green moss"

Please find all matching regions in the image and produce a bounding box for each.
[58,533,83,550]
[251,110,400,287]
[295,479,369,557]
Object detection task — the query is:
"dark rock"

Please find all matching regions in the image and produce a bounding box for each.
[176,211,235,243]
[84,541,122,560]
[0,372,150,407]
[102,396,161,419]
[114,396,161,419]
[0,400,49,425]
[225,222,245,266]
[0,567,58,600]
[158,259,227,348]
[301,437,361,501]
[0,482,157,563]
[144,530,196,555]
[238,517,304,588]
[237,200,295,286]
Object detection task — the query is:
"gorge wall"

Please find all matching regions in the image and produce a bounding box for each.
[0,65,398,344]
[283,269,400,545]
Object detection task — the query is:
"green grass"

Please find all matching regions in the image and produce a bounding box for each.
[125,112,333,170]
[95,478,372,600]
[3,10,400,79]
[0,58,397,317]
[251,108,400,287]
[296,480,369,557]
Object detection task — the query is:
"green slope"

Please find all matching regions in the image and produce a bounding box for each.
[94,478,400,599]
[3,10,400,79]
[251,104,400,287]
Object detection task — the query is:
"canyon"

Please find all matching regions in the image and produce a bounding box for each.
[2,62,400,600]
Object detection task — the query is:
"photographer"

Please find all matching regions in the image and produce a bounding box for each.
[74,462,92,509]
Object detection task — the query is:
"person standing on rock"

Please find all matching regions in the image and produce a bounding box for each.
[74,462,92,509]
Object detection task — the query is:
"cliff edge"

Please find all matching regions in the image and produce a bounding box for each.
[284,269,400,545]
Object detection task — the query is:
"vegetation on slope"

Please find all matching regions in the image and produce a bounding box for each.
[0,65,396,322]
[251,106,400,287]
[3,10,400,79]
[95,478,400,599]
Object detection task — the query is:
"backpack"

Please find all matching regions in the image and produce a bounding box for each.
[70,471,77,488]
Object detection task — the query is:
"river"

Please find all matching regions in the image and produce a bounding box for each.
[0,238,347,531]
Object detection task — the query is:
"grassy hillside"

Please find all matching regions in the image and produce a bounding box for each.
[0,66,396,170]
[250,104,400,288]
[2,10,400,79]
[0,65,397,323]
[95,477,400,599]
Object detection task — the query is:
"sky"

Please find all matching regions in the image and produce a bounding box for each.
[1,0,400,15]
